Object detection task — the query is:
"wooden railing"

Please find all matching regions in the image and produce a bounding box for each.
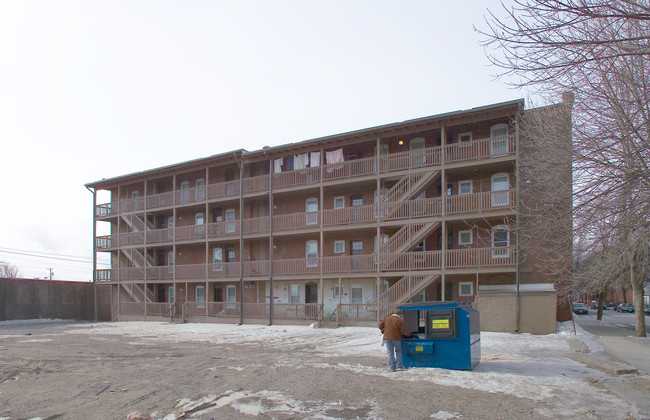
[273,167,320,188]
[208,180,240,199]
[445,135,515,163]
[145,192,174,209]
[96,247,515,282]
[242,175,268,194]
[374,274,439,319]
[242,216,270,234]
[322,204,376,226]
[323,156,375,181]
[337,303,378,321]
[96,203,113,217]
[445,190,515,214]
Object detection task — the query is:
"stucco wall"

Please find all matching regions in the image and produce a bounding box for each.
[475,285,556,334]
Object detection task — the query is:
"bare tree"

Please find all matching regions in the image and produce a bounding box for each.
[479,0,650,336]
[0,260,21,279]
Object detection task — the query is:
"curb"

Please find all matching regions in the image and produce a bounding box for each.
[564,352,638,375]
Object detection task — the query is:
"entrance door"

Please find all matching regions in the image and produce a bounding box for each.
[180,181,190,203]
[305,197,318,225]
[351,240,363,271]
[305,282,318,317]
[351,195,363,222]
[491,173,510,206]
[410,137,425,167]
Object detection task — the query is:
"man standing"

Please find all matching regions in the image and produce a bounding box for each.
[379,309,411,371]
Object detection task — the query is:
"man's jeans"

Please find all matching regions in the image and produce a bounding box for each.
[385,339,403,370]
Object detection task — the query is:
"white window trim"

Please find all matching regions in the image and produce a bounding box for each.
[458,132,473,146]
[459,180,473,195]
[333,196,345,209]
[334,285,344,298]
[458,230,473,246]
[333,240,345,254]
[306,240,318,267]
[459,282,474,296]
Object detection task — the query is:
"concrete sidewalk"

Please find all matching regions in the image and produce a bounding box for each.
[568,330,650,419]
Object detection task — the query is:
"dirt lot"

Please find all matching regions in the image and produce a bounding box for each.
[0,321,629,419]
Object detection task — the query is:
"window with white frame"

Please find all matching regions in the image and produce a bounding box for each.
[333,196,345,209]
[225,208,236,233]
[195,178,205,201]
[212,248,223,271]
[459,282,474,296]
[226,285,236,309]
[458,230,473,246]
[168,286,175,303]
[458,132,472,146]
[459,180,473,195]
[334,285,344,298]
[334,240,345,254]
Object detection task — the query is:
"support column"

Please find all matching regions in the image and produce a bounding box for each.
[441,126,447,301]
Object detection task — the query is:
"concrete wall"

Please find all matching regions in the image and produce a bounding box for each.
[475,284,557,334]
[0,278,111,321]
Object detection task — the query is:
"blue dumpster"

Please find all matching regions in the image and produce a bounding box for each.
[398,301,480,370]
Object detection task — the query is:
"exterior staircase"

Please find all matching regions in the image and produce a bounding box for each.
[373,274,441,320]
[380,170,440,204]
[375,221,441,270]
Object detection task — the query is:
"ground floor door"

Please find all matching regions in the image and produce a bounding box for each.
[305,282,318,317]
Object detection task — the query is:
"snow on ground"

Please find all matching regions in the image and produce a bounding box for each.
[54,319,628,418]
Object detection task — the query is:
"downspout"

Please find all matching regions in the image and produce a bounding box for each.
[234,152,244,325]
[86,186,98,322]
[515,106,521,333]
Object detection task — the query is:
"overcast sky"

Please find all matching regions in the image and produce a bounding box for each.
[0,0,532,281]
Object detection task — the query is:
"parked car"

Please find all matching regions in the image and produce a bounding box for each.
[606,302,616,310]
[572,302,589,315]
[590,300,598,309]
[616,303,634,313]
[644,304,650,316]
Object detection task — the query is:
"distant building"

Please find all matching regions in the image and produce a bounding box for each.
[86,98,572,333]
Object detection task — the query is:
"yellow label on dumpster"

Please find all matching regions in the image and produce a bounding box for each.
[432,319,449,329]
[415,345,424,352]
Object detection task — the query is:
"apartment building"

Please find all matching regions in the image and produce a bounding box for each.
[86,98,572,333]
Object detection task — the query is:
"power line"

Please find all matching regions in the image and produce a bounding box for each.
[0,246,94,260]
[0,249,93,264]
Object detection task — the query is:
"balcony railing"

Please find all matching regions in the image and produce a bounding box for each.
[96,135,516,217]
[96,247,515,282]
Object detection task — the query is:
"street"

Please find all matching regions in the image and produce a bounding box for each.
[573,308,650,337]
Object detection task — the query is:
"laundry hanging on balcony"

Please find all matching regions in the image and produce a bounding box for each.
[310,151,320,167]
[294,153,308,170]
[325,148,344,173]
[274,158,283,174]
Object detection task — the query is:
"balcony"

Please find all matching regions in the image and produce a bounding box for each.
[96,189,516,249]
[95,134,515,218]
[95,247,516,281]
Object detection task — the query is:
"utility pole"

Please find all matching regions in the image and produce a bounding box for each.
[47,268,54,280]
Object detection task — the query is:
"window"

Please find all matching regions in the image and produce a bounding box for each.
[196,286,205,309]
[350,286,363,303]
[458,230,473,246]
[333,196,345,209]
[212,248,223,271]
[459,282,474,296]
[491,225,510,258]
[131,190,139,199]
[411,290,425,303]
[168,286,175,303]
[458,132,472,146]
[306,240,318,267]
[491,173,510,206]
[226,245,236,262]
[289,284,301,303]
[306,197,318,225]
[375,279,389,299]
[459,180,473,195]
[490,124,509,155]
[351,195,363,222]
[334,240,345,254]
[167,251,174,274]
[334,285,344,298]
